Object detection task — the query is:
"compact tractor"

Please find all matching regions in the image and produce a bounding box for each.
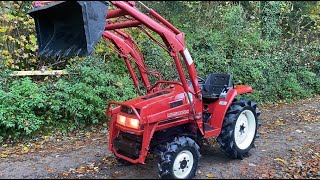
[28,1,261,179]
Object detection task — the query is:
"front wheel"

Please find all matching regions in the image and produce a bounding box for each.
[158,136,201,179]
[217,99,261,159]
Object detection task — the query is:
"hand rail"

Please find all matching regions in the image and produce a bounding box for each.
[106,101,142,120]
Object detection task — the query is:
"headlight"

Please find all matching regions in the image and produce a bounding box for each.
[126,118,139,129]
[117,115,126,126]
[116,115,140,129]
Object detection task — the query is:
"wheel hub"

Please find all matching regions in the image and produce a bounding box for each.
[173,150,194,178]
[180,159,187,169]
[240,123,246,134]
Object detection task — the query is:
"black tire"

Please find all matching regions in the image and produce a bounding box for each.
[217,99,261,159]
[158,136,201,179]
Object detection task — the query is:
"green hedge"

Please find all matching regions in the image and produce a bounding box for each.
[0,57,137,142]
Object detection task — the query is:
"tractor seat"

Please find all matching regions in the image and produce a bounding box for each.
[201,73,232,104]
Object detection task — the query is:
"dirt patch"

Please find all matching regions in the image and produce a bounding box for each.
[0,96,319,179]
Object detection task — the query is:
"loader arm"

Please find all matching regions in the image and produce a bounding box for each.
[108,1,202,97]
[102,30,163,93]
[107,1,203,123]
[29,0,204,120]
[31,1,200,96]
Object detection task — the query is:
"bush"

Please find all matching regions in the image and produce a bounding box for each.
[0,78,47,141]
[0,56,137,142]
[0,1,38,70]
[44,57,137,133]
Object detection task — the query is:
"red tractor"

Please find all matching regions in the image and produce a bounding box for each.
[28,1,261,179]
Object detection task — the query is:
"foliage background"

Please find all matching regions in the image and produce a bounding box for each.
[0,1,319,142]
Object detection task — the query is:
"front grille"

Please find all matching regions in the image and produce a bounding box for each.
[113,132,142,160]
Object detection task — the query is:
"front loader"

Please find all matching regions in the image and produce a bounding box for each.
[28,1,261,179]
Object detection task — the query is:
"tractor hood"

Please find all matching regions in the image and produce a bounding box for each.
[120,86,187,118]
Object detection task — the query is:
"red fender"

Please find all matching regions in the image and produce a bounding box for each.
[205,85,253,138]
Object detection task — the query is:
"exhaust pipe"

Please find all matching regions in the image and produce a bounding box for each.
[27,1,109,58]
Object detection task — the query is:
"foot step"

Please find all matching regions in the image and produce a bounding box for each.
[204,123,215,131]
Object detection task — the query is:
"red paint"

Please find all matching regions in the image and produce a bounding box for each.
[105,20,142,30]
[107,9,128,19]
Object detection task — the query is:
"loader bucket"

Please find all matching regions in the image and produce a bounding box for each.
[27,1,109,58]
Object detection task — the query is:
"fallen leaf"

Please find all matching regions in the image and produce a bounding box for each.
[85,132,91,137]
[1,154,8,158]
[206,174,214,178]
[275,119,283,125]
[47,167,54,173]
[274,158,289,165]
[23,146,29,151]
[76,166,86,173]
[94,166,99,171]
[62,171,69,177]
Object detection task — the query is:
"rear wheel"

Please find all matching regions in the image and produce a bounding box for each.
[217,99,261,159]
[158,136,201,179]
